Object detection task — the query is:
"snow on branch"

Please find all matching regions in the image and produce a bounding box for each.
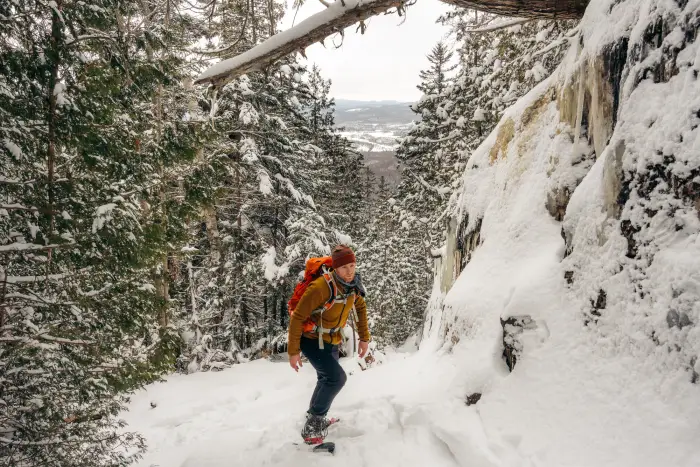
[4,272,75,284]
[195,0,588,85]
[531,25,580,58]
[465,17,533,33]
[36,334,94,345]
[0,203,60,214]
[0,241,76,253]
[65,34,118,46]
[195,0,406,85]
[0,176,32,185]
[0,436,63,446]
[0,334,94,346]
[403,166,451,197]
[4,292,76,306]
[416,131,460,144]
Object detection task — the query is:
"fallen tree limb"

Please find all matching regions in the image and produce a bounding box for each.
[195,0,588,86]
[195,0,405,86]
[464,17,533,33]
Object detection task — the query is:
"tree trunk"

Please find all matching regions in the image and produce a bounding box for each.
[203,205,221,263]
[444,0,587,18]
[241,299,250,348]
[188,260,201,344]
[138,0,171,328]
[46,1,62,277]
[249,0,258,44]
[279,287,286,329]
[0,266,7,337]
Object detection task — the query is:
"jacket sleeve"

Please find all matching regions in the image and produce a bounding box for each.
[287,278,330,356]
[354,295,371,342]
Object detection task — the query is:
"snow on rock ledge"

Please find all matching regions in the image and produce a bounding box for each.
[421,0,700,465]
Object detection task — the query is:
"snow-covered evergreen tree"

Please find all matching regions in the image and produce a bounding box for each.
[395,41,456,248]
[359,179,431,347]
[173,0,367,367]
[0,1,200,465]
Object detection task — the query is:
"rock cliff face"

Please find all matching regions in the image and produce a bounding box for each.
[420,0,700,464]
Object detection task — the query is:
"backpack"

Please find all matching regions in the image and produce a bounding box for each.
[288,256,356,349]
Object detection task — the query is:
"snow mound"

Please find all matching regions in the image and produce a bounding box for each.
[421,0,700,465]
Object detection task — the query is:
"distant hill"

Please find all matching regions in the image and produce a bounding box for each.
[334,99,416,126]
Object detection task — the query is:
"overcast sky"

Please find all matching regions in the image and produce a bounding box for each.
[281,1,452,102]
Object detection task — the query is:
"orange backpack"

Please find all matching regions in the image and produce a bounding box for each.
[287,256,338,334]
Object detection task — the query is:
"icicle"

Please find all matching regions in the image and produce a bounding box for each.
[573,49,586,148]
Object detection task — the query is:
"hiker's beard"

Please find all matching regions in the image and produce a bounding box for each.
[335,263,356,283]
[337,270,355,282]
[335,271,366,297]
[335,270,356,286]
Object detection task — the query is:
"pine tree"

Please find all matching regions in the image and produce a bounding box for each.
[369,42,457,345]
[439,11,576,134]
[418,41,457,97]
[0,1,200,465]
[359,179,431,346]
[177,57,357,367]
[395,41,457,249]
[305,64,368,244]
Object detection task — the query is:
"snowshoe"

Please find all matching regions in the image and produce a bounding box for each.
[301,413,327,445]
[301,414,339,445]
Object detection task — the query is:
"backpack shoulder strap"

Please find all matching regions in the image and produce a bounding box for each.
[320,271,337,310]
[310,271,338,350]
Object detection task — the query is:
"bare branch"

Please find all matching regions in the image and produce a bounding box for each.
[194,9,249,57]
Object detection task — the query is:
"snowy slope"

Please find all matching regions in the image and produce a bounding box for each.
[421,0,700,465]
[123,346,518,467]
[122,0,700,466]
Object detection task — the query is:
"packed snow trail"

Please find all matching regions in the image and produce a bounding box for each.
[123,327,700,467]
[122,344,512,467]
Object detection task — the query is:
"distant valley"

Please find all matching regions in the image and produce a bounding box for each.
[334,99,416,185]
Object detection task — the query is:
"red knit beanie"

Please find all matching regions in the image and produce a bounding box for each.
[331,245,356,269]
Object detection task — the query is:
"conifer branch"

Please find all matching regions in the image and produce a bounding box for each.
[0,242,76,253]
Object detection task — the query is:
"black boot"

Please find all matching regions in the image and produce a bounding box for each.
[301,413,328,444]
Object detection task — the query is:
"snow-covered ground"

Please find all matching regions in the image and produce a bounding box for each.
[339,130,400,152]
[123,342,511,467]
[123,323,700,467]
[127,2,700,466]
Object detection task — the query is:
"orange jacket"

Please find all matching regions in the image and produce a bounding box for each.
[287,274,370,356]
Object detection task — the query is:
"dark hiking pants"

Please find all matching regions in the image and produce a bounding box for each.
[300,336,347,416]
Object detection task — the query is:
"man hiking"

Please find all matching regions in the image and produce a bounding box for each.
[287,245,371,444]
